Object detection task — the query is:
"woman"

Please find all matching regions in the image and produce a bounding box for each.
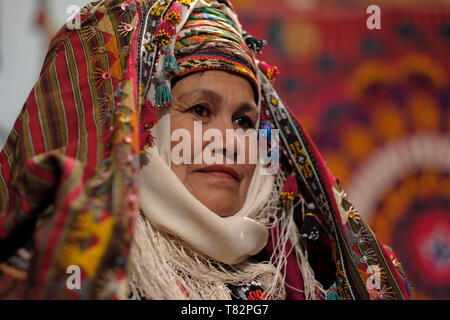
[0,0,411,300]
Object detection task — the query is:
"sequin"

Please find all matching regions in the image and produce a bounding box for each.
[124,24,133,32]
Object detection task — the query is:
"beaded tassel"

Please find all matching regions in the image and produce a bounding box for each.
[139,101,159,150]
[153,20,177,47]
[155,75,172,108]
[152,1,184,106]
[281,175,297,201]
[163,49,179,78]
[299,202,320,241]
[165,2,182,25]
[258,61,280,83]
[141,101,159,128]
[326,283,341,300]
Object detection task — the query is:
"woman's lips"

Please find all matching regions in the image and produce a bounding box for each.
[196,165,241,181]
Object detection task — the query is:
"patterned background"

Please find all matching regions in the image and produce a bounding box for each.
[232,0,450,299]
[0,0,449,299]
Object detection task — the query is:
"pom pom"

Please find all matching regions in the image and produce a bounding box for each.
[139,101,158,150]
[258,61,280,83]
[139,129,155,150]
[141,101,159,128]
[166,2,182,26]
[299,203,320,241]
[155,76,173,108]
[153,20,176,47]
[281,175,297,201]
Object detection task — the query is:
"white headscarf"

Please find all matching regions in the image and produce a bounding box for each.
[137,79,274,267]
[135,0,275,266]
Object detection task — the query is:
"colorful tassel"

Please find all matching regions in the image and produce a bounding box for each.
[166,2,182,25]
[281,175,297,201]
[153,20,176,47]
[155,76,172,108]
[258,61,280,83]
[299,203,320,241]
[163,50,179,78]
[326,282,341,300]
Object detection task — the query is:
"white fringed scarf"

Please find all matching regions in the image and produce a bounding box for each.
[127,0,325,300]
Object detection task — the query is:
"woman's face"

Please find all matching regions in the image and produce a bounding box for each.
[170,71,258,217]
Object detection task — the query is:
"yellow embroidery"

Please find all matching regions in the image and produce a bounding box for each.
[58,211,115,278]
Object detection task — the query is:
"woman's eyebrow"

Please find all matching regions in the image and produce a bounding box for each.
[179,89,222,104]
[179,89,258,113]
[237,102,258,114]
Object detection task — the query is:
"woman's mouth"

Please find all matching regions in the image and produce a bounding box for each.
[196,165,241,181]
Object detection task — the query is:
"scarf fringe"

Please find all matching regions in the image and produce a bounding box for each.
[128,171,324,300]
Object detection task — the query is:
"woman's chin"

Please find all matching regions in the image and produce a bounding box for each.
[200,194,241,217]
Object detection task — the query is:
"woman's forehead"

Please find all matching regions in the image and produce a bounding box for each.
[173,70,258,106]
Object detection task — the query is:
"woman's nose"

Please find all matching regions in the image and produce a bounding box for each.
[204,117,239,162]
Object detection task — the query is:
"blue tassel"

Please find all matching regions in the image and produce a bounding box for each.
[163,51,179,78]
[155,76,172,108]
[325,282,341,300]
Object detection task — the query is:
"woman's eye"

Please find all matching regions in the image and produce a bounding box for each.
[233,115,254,129]
[189,104,210,117]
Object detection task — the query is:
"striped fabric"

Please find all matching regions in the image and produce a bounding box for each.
[0,0,152,299]
[174,6,258,92]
